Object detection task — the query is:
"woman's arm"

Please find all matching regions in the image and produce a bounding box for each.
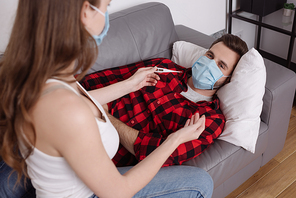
[47,93,204,197]
[88,67,159,105]
[121,113,206,192]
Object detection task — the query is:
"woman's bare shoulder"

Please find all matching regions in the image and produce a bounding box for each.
[31,87,99,156]
[33,87,87,120]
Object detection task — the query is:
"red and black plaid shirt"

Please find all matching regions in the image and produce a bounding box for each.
[80,58,225,167]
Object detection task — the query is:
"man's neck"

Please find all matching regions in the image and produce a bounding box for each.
[187,77,216,98]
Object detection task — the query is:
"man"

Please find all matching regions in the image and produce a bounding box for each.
[81,34,248,167]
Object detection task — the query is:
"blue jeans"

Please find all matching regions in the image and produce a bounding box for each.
[0,160,36,198]
[90,165,213,198]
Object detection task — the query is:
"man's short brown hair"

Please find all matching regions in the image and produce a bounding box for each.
[210,34,248,58]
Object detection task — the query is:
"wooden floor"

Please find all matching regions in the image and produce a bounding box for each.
[226,105,296,198]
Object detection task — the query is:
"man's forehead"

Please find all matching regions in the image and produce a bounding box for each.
[209,42,240,72]
[209,41,227,51]
[210,42,239,59]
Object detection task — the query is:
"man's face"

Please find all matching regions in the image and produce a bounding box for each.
[204,41,240,88]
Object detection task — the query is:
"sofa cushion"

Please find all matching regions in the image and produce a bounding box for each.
[88,2,179,74]
[184,121,268,187]
[174,25,215,49]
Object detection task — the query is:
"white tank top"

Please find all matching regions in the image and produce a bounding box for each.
[21,79,120,198]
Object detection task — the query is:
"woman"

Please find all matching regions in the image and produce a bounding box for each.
[0,0,213,197]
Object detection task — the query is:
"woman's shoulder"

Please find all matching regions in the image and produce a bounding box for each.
[36,85,84,114]
[30,85,99,156]
[32,86,96,134]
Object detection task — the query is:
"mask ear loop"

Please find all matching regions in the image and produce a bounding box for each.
[89,4,105,17]
[213,75,232,89]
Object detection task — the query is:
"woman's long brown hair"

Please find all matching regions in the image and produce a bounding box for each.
[0,0,100,184]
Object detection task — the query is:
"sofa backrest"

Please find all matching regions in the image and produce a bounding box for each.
[88,2,179,74]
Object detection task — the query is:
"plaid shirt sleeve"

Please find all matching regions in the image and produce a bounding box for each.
[80,58,225,167]
[134,96,224,167]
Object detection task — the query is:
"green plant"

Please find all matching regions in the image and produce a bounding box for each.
[284,3,295,10]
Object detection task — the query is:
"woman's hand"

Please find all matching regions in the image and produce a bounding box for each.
[89,67,159,105]
[169,113,206,145]
[127,67,160,92]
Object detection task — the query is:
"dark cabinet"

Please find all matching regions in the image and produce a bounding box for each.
[240,0,287,16]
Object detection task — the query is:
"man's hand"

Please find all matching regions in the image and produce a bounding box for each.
[168,113,206,145]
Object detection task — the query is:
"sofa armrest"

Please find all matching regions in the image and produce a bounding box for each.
[175,25,215,48]
[260,59,296,165]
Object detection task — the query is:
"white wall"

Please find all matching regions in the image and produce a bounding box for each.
[0,0,226,53]
[0,0,18,54]
[288,0,296,4]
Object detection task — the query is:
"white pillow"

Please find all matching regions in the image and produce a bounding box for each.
[171,41,266,153]
[171,41,207,68]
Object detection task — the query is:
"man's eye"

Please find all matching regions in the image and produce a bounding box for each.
[219,64,225,69]
[206,54,213,59]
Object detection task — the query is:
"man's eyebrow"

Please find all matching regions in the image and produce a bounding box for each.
[207,50,214,56]
[207,50,229,69]
[220,60,228,69]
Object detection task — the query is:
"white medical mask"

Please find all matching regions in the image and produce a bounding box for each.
[88,4,110,46]
[192,56,230,90]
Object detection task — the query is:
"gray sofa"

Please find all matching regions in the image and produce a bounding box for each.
[92,2,296,198]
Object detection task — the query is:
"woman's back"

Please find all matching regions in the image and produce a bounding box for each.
[20,79,119,197]
[23,146,93,197]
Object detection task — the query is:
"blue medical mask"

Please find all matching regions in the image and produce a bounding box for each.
[89,4,110,46]
[192,56,229,90]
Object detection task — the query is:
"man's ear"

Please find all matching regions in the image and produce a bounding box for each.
[225,77,231,84]
[220,77,231,89]
[214,77,231,92]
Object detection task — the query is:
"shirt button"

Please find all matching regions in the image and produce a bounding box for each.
[131,120,135,124]
[157,100,160,104]
[174,93,177,97]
